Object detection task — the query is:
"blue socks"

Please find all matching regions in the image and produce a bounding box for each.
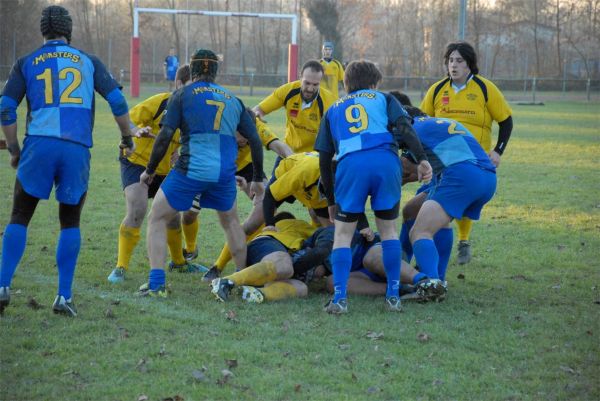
[381,239,401,298]
[0,224,27,287]
[413,238,439,279]
[148,268,166,291]
[412,272,427,285]
[434,228,453,281]
[56,228,81,299]
[400,219,415,262]
[331,247,351,303]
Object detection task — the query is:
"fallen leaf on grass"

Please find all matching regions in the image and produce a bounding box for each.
[473,310,483,316]
[137,396,149,401]
[225,310,238,322]
[104,308,115,319]
[158,344,167,357]
[586,330,593,336]
[294,384,302,392]
[559,365,578,375]
[365,331,384,340]
[367,387,380,394]
[225,359,238,369]
[510,275,532,282]
[111,299,121,306]
[136,358,148,373]
[40,245,48,252]
[351,372,358,382]
[217,369,234,385]
[557,244,567,251]
[417,333,431,343]
[161,396,184,401]
[551,284,561,290]
[433,379,444,386]
[191,370,207,382]
[27,297,43,310]
[338,344,350,350]
[457,273,465,279]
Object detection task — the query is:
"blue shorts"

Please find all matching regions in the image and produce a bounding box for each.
[350,240,380,272]
[166,72,176,81]
[335,149,401,213]
[17,136,90,205]
[416,175,438,196]
[120,157,165,198]
[429,161,497,220]
[160,169,236,212]
[247,236,287,266]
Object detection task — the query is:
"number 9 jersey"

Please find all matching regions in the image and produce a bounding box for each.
[1,39,122,148]
[315,90,409,161]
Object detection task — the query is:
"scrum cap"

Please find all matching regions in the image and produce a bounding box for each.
[40,6,72,44]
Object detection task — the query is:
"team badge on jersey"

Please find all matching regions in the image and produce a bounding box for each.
[442,91,449,105]
[290,109,299,118]
[467,93,478,101]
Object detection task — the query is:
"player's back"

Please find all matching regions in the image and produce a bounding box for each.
[412,117,495,173]
[174,81,244,182]
[17,40,98,147]
[325,90,393,160]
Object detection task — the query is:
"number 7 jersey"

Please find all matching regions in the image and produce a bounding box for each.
[1,40,121,147]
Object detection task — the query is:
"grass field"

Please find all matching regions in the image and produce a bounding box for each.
[0,89,599,401]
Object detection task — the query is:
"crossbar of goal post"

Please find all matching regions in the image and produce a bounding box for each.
[131,6,299,98]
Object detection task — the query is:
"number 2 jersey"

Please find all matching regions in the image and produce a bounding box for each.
[0,40,123,148]
[411,116,496,175]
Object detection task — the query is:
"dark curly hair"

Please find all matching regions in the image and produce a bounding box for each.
[190,49,219,82]
[40,5,73,44]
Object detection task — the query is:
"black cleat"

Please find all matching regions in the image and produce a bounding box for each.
[202,266,221,282]
[211,278,234,302]
[0,287,10,315]
[52,295,78,317]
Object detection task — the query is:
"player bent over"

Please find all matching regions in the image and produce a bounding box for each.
[315,60,432,314]
[108,65,206,284]
[402,106,497,301]
[0,6,136,316]
[138,49,263,297]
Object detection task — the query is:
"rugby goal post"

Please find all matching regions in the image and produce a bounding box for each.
[131,5,299,98]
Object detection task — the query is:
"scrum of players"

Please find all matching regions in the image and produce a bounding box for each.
[0,6,511,317]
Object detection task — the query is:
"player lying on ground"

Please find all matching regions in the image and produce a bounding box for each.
[400,106,498,301]
[210,212,315,303]
[108,65,207,284]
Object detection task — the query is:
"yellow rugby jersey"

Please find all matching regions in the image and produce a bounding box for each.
[256,218,317,251]
[420,74,512,152]
[127,92,181,176]
[269,152,328,211]
[320,58,344,98]
[236,118,279,171]
[257,80,336,153]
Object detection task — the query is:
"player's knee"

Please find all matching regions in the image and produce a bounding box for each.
[293,281,308,298]
[58,194,86,229]
[182,210,197,225]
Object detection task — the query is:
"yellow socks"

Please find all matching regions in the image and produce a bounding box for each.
[456,217,473,242]
[261,281,299,301]
[167,227,186,265]
[182,218,199,253]
[116,224,141,270]
[214,225,263,271]
[225,261,277,286]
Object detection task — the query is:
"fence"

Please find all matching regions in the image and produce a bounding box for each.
[1,64,599,101]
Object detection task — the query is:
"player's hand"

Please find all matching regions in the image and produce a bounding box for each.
[417,160,433,183]
[119,135,135,158]
[235,176,248,191]
[262,225,278,233]
[0,139,6,150]
[134,126,155,139]
[139,170,154,186]
[6,142,21,169]
[249,181,264,201]
[328,204,337,224]
[488,150,501,167]
[360,227,375,242]
[10,153,20,169]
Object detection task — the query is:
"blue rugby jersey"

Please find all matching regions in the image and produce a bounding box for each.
[0,40,121,147]
[315,90,409,160]
[161,81,253,182]
[412,116,496,174]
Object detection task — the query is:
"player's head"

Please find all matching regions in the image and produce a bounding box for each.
[40,5,73,44]
[322,41,334,59]
[403,106,427,118]
[190,48,219,82]
[169,47,176,56]
[344,60,382,93]
[175,64,191,90]
[389,91,412,106]
[300,60,324,102]
[444,41,479,80]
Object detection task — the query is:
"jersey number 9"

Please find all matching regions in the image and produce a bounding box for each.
[345,104,369,134]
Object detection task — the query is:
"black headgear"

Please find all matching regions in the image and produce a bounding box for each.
[190,49,219,79]
[41,6,73,44]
